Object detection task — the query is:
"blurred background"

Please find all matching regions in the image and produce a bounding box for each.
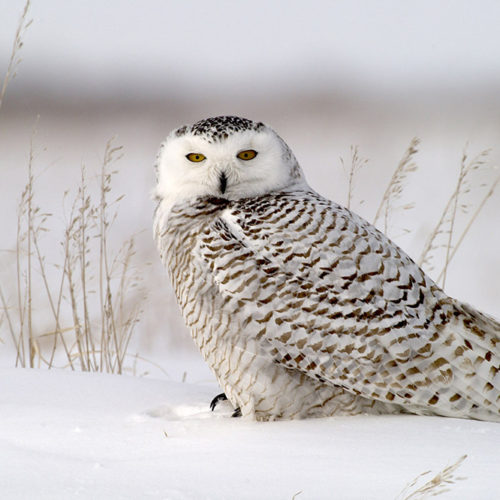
[1,0,499,377]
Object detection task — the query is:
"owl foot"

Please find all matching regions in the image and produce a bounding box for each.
[210,393,227,411]
[209,393,241,417]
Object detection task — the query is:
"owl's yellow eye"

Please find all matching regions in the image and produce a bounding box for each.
[237,149,258,161]
[186,153,206,162]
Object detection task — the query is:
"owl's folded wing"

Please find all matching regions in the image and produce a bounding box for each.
[196,191,498,416]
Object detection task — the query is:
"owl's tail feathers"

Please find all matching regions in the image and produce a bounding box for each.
[453,300,500,349]
[448,299,500,421]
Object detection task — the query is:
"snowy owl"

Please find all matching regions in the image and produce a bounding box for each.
[153,115,500,422]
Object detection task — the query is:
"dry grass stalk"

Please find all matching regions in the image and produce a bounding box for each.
[0,137,145,374]
[65,165,96,371]
[373,138,419,234]
[32,204,73,369]
[435,170,500,284]
[441,149,490,287]
[0,122,40,367]
[341,145,368,210]
[0,0,32,111]
[418,148,492,286]
[397,454,467,500]
[60,138,143,373]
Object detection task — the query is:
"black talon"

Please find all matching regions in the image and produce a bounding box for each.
[210,393,241,417]
[210,393,228,411]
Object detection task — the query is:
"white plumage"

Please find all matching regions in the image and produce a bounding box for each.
[154,116,500,422]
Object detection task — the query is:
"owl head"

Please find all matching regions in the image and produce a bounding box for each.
[154,116,307,210]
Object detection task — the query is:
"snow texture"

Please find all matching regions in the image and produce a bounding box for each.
[1,366,499,499]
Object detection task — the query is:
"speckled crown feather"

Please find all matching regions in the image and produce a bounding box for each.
[175,116,265,143]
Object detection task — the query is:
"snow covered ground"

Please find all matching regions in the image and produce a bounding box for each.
[2,364,499,500]
[2,3,500,499]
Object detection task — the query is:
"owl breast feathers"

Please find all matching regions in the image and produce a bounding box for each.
[154,116,500,422]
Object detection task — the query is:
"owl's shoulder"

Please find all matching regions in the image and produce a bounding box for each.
[225,189,386,249]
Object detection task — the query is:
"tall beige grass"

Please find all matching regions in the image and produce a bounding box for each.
[0,0,145,373]
[417,147,500,287]
[373,137,420,235]
[360,140,499,287]
[0,134,146,373]
[341,145,368,210]
[0,0,32,110]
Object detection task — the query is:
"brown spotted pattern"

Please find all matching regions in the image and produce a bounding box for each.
[154,190,500,422]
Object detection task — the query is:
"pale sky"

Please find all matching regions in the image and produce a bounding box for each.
[2,0,500,96]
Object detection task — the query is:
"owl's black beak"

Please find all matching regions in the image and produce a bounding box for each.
[219,172,227,194]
